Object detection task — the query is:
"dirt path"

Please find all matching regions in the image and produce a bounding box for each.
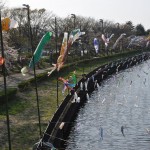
[0,68,52,89]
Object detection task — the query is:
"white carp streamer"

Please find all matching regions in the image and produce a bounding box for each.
[113,33,126,49]
[101,34,114,47]
[128,36,147,48]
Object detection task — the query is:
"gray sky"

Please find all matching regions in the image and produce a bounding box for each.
[5,0,150,30]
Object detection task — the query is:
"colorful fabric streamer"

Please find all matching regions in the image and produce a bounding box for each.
[113,33,126,49]
[94,38,99,53]
[29,32,53,68]
[2,18,18,31]
[48,29,85,76]
[0,49,18,72]
[57,29,85,71]
[101,34,108,47]
[58,77,75,94]
[101,34,114,47]
[0,57,4,66]
[128,36,146,48]
[108,34,114,41]
[70,70,77,85]
[21,32,52,76]
[146,36,150,48]
[0,19,18,70]
[56,32,68,71]
[146,41,150,48]
[146,35,150,41]
[71,29,85,44]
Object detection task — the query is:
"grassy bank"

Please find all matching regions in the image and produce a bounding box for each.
[0,49,149,150]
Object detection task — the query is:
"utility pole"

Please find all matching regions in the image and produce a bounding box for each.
[71,14,76,56]
[71,14,76,29]
[0,11,12,150]
[100,19,103,33]
[23,4,42,137]
[55,17,58,55]
[100,19,104,55]
[55,17,59,108]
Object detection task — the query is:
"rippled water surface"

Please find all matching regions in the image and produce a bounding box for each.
[66,60,150,150]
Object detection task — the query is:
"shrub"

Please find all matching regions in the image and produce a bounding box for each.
[18,81,30,91]
[0,88,17,105]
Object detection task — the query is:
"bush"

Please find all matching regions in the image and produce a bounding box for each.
[0,88,17,105]
[18,81,30,91]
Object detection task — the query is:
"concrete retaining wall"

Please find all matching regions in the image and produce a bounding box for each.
[35,52,150,150]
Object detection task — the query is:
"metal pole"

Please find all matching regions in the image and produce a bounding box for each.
[71,14,76,57]
[23,4,42,137]
[71,14,76,29]
[100,19,103,34]
[100,19,104,55]
[55,17,58,55]
[116,23,120,29]
[55,17,59,108]
[56,71,59,108]
[0,11,12,150]
[74,16,75,29]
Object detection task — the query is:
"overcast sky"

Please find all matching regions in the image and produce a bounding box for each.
[4,0,150,30]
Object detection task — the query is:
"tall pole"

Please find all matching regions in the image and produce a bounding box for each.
[71,14,76,29]
[55,17,59,108]
[116,23,120,30]
[100,19,103,34]
[55,17,58,55]
[0,11,12,150]
[71,14,76,57]
[74,16,75,29]
[100,19,104,55]
[23,4,42,137]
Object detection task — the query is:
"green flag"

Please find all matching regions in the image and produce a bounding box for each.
[71,70,77,85]
[29,32,53,68]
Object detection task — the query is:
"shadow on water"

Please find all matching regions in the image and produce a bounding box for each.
[65,60,150,150]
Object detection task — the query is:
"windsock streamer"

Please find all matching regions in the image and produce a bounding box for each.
[2,18,18,31]
[56,32,68,71]
[0,57,4,66]
[146,36,150,48]
[21,66,29,76]
[29,32,53,68]
[68,29,85,47]
[113,33,126,49]
[146,41,150,48]
[109,34,114,40]
[146,35,150,41]
[57,29,85,70]
[21,32,52,76]
[101,34,108,47]
[128,36,146,48]
[48,29,85,76]
[102,34,114,47]
[128,36,137,48]
[9,19,18,29]
[58,77,75,94]
[71,70,77,85]
[94,38,99,53]
[72,30,85,43]
[48,32,68,76]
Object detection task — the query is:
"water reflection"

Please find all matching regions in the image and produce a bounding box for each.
[66,60,150,150]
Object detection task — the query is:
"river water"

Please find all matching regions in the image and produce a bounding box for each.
[65,60,150,150]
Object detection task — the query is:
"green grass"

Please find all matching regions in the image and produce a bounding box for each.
[0,99,29,115]
[0,49,149,149]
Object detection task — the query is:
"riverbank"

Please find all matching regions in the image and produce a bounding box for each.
[0,49,149,149]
